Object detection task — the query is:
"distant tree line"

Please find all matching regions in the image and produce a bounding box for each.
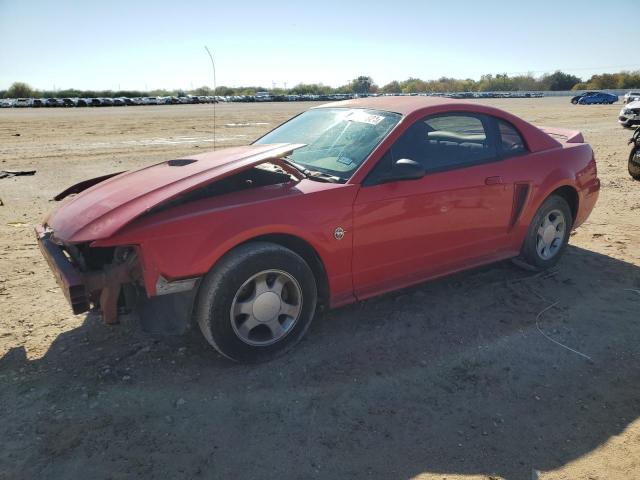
[3,71,640,99]
[377,71,640,94]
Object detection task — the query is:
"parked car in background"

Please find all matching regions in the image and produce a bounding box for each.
[100,98,114,107]
[37,96,600,362]
[255,91,272,102]
[62,98,76,107]
[89,98,103,107]
[14,98,32,107]
[112,98,126,106]
[76,98,89,107]
[0,99,14,108]
[142,97,158,105]
[32,99,45,108]
[623,91,640,104]
[44,98,61,107]
[577,92,618,105]
[570,91,598,104]
[619,100,640,128]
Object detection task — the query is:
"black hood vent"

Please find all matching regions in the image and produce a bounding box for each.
[168,159,197,167]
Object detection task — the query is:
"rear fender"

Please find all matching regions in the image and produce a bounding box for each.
[509,169,578,246]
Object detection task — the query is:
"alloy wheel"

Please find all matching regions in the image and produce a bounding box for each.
[536,209,566,260]
[230,269,303,346]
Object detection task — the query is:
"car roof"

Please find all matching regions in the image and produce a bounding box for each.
[313,95,462,115]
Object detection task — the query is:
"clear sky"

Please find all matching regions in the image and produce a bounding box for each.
[1,0,637,91]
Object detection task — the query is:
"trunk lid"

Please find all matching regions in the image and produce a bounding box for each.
[536,126,585,144]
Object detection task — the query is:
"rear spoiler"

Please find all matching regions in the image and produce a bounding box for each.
[537,126,584,144]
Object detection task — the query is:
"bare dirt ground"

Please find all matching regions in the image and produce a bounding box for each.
[0,99,639,480]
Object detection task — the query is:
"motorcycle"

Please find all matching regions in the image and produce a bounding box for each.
[629,126,640,180]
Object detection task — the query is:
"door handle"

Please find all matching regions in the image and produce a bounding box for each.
[485,176,503,185]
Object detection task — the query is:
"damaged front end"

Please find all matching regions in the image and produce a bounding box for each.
[37,226,199,333]
[36,143,306,332]
[36,225,142,324]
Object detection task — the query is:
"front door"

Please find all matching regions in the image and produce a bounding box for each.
[352,112,518,299]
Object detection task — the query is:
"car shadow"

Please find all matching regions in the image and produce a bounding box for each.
[1,245,639,479]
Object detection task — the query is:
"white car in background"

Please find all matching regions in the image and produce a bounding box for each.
[13,98,32,107]
[619,100,640,128]
[623,91,640,104]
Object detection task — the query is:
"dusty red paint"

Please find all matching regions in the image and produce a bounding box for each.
[39,97,600,315]
[46,143,305,243]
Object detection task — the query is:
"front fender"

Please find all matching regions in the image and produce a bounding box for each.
[92,182,358,302]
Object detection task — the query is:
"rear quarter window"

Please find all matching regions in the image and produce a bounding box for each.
[498,120,527,156]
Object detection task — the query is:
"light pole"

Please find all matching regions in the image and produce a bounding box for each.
[204,46,217,150]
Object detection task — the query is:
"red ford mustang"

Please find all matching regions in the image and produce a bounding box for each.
[36,97,600,362]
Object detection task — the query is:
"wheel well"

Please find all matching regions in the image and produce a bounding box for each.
[550,185,579,222]
[241,234,330,311]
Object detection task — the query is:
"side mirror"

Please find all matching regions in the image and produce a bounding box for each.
[383,158,425,182]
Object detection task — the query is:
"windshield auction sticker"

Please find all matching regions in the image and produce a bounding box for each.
[345,111,385,125]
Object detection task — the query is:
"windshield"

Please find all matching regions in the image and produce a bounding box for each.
[254,108,401,179]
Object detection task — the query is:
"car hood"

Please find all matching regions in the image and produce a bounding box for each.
[624,100,640,109]
[46,143,305,243]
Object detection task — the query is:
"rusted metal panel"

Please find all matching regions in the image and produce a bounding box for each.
[37,224,142,324]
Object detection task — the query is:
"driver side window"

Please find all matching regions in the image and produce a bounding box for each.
[396,114,496,170]
[365,113,498,184]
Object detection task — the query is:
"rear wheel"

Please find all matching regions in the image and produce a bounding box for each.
[195,242,318,363]
[629,146,640,180]
[517,195,573,270]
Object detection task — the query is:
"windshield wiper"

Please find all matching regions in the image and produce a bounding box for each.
[280,156,308,178]
[281,156,344,183]
[304,170,344,184]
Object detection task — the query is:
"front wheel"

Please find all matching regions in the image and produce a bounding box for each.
[629,146,640,180]
[195,242,318,363]
[517,195,573,270]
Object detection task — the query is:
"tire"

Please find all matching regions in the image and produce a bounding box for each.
[517,195,573,270]
[629,146,640,180]
[195,242,317,363]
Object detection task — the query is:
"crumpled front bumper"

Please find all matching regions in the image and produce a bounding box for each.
[35,224,141,323]
[35,224,90,314]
